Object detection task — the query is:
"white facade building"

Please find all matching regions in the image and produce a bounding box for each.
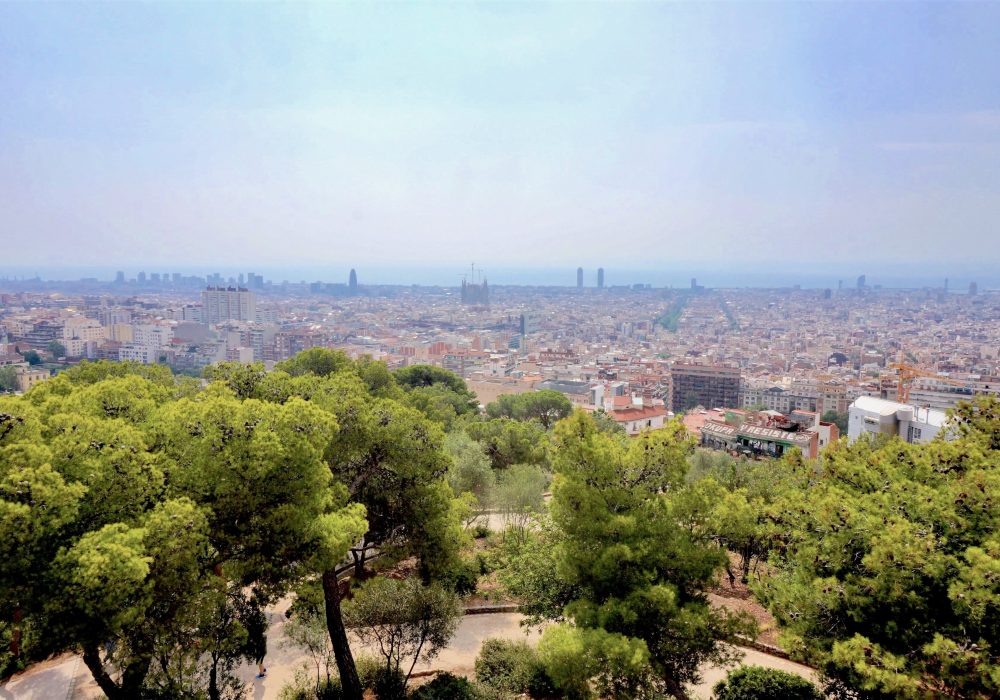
[201,288,256,324]
[847,396,948,444]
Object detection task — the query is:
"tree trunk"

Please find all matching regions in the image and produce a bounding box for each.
[120,643,154,698]
[82,643,123,700]
[208,651,220,700]
[10,606,22,659]
[664,676,690,700]
[322,569,362,700]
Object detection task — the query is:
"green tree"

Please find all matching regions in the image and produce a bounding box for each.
[485,390,572,429]
[757,397,1000,699]
[0,366,17,393]
[47,340,66,358]
[713,666,820,700]
[343,577,460,685]
[498,515,580,626]
[820,409,848,435]
[463,417,548,470]
[444,431,494,508]
[231,360,466,700]
[541,412,755,699]
[61,359,175,388]
[0,375,367,698]
[20,350,41,366]
[276,347,352,378]
[494,463,547,542]
[393,365,479,422]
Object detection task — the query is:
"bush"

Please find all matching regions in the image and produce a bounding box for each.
[474,638,554,696]
[472,525,492,539]
[356,654,384,690]
[713,666,820,700]
[278,669,344,700]
[373,666,407,700]
[410,672,478,700]
[442,558,480,596]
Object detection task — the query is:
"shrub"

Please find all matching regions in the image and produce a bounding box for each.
[410,672,478,700]
[442,558,480,596]
[373,666,407,700]
[474,638,554,696]
[472,524,492,539]
[713,666,820,700]
[278,669,343,700]
[356,654,384,690]
[474,552,494,575]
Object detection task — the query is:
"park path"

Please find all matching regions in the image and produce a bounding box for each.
[1,607,813,700]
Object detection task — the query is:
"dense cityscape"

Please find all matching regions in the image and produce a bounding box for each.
[4,2,1000,699]
[3,268,997,452]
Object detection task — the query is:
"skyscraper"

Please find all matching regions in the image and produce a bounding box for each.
[201,287,257,324]
[349,269,358,291]
[115,271,125,284]
[857,274,866,290]
[969,281,978,296]
[597,267,604,288]
[576,267,583,288]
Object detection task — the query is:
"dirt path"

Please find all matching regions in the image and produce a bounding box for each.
[2,607,813,700]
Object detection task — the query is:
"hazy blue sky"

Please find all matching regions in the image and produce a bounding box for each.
[2,2,999,274]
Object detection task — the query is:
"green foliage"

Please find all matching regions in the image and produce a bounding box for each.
[656,296,689,332]
[440,557,480,597]
[474,638,554,698]
[20,349,41,365]
[0,365,367,698]
[202,360,268,399]
[393,366,479,427]
[484,390,572,429]
[410,672,478,700]
[497,517,580,626]
[278,668,344,700]
[538,624,648,700]
[61,359,175,388]
[590,408,626,437]
[686,450,802,585]
[541,411,755,698]
[0,366,17,393]
[344,577,461,684]
[445,432,495,507]
[277,348,353,378]
[463,418,548,470]
[712,666,819,700]
[757,397,1000,699]
[820,409,848,434]
[47,340,66,358]
[494,463,547,543]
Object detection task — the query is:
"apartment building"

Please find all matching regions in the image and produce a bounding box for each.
[201,287,256,324]
[670,362,741,412]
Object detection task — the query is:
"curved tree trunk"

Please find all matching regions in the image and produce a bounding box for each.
[322,569,362,700]
[82,643,123,700]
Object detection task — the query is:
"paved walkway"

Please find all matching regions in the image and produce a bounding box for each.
[1,610,813,699]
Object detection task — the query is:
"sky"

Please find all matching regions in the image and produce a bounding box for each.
[1,2,999,281]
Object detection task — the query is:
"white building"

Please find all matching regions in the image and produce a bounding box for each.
[118,344,158,364]
[133,324,174,353]
[201,287,256,325]
[847,396,948,444]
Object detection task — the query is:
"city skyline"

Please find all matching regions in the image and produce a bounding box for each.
[3,2,1000,269]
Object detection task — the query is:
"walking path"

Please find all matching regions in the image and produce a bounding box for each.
[1,607,813,700]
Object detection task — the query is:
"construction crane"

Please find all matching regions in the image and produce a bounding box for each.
[889,363,968,404]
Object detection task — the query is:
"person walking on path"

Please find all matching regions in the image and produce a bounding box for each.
[244,602,269,679]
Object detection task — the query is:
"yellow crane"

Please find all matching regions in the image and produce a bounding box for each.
[889,363,968,404]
